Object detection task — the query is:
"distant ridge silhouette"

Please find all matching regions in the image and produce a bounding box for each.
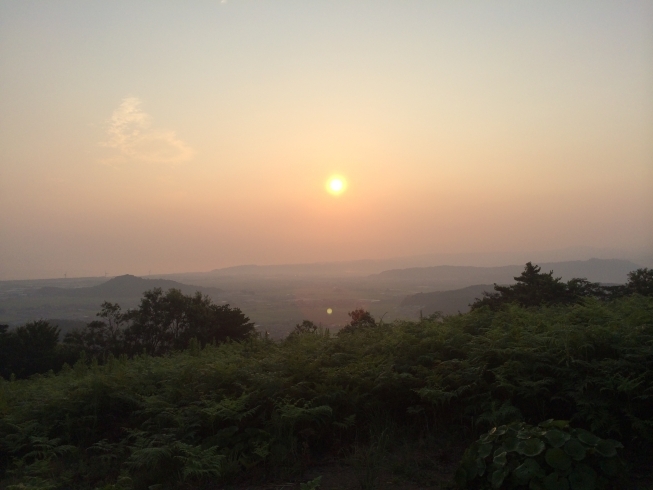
[36,274,222,298]
[373,259,639,285]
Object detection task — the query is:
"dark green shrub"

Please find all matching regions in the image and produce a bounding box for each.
[455,420,624,489]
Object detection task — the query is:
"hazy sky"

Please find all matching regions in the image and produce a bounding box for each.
[1,1,652,279]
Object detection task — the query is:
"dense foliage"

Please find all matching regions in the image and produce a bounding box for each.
[471,264,652,311]
[0,295,651,489]
[0,289,253,379]
[338,308,377,334]
[65,288,255,358]
[456,420,625,489]
[0,321,63,379]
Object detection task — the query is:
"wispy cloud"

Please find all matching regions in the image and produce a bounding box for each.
[100,97,194,165]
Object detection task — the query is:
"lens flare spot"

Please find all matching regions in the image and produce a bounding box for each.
[326,308,333,314]
[326,176,347,195]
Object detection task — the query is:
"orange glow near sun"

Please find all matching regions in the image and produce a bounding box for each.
[326,176,347,196]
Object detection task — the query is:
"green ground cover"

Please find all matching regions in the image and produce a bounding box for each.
[1,296,651,489]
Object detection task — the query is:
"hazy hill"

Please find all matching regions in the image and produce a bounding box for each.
[203,259,418,278]
[158,247,646,283]
[400,285,494,316]
[373,259,639,289]
[35,274,222,299]
[0,276,225,326]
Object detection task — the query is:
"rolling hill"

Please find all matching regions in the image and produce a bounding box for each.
[35,274,222,298]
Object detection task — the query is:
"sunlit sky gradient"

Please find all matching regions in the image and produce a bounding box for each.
[1,1,652,279]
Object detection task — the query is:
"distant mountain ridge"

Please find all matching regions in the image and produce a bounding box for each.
[373,259,639,286]
[36,274,222,298]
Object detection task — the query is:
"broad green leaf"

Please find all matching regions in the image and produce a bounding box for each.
[503,436,519,452]
[545,448,572,471]
[476,456,486,476]
[517,438,546,457]
[506,427,519,438]
[545,429,570,448]
[494,447,507,458]
[564,439,586,461]
[594,439,623,458]
[575,429,599,447]
[493,450,507,466]
[478,443,493,458]
[512,458,545,485]
[518,428,534,439]
[491,466,510,489]
[480,433,495,444]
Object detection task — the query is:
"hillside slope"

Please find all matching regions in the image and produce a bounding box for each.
[373,258,638,288]
[400,284,494,315]
[35,274,223,299]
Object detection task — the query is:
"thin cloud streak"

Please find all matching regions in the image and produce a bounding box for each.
[100,97,194,166]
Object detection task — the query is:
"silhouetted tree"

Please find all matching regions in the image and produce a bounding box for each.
[470,263,653,311]
[338,308,376,334]
[289,320,318,337]
[177,290,255,348]
[472,262,585,311]
[565,277,609,300]
[64,288,254,359]
[625,268,653,296]
[63,302,127,360]
[121,288,178,355]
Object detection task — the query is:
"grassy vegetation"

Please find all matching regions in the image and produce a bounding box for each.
[0,295,652,489]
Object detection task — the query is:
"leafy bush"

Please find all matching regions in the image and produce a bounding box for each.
[456,420,624,489]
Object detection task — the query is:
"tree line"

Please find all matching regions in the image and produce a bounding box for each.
[0,288,254,379]
[470,262,652,310]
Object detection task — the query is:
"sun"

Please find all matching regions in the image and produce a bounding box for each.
[326,176,347,196]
